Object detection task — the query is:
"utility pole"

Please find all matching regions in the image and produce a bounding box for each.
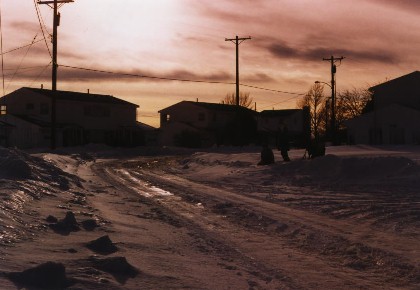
[38,0,74,149]
[322,55,344,145]
[225,36,251,106]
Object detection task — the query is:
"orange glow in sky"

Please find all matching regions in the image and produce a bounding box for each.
[2,0,420,127]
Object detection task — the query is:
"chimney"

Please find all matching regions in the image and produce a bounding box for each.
[41,84,43,89]
[87,89,90,94]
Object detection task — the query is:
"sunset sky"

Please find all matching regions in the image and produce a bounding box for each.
[2,0,420,126]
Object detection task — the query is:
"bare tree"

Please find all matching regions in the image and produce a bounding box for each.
[222,92,253,109]
[297,83,325,139]
[336,87,372,130]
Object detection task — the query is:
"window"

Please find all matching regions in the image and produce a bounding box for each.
[26,103,35,110]
[40,103,49,115]
[0,105,6,115]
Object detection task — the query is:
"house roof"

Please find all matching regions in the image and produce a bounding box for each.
[13,114,51,128]
[20,87,139,107]
[260,109,301,117]
[11,114,81,128]
[136,121,156,131]
[345,103,420,126]
[159,100,257,114]
[369,71,420,92]
[192,101,256,113]
[0,114,50,128]
[0,120,15,127]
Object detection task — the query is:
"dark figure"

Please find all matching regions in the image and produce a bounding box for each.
[277,127,290,162]
[306,139,325,159]
[258,144,274,165]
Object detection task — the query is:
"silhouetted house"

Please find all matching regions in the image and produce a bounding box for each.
[258,108,310,147]
[0,87,142,148]
[158,101,258,147]
[136,121,158,146]
[346,71,420,145]
[0,119,14,147]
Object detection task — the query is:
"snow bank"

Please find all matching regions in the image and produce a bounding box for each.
[180,148,420,188]
[185,152,255,168]
[51,144,196,159]
[280,154,420,184]
[0,148,82,246]
[0,148,79,187]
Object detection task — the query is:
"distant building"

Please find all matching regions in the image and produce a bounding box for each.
[346,71,420,145]
[258,108,310,148]
[136,121,158,146]
[158,100,310,148]
[0,87,145,148]
[158,101,257,147]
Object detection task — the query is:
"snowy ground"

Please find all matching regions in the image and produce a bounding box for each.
[0,145,419,289]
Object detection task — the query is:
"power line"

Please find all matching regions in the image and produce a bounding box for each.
[259,95,302,110]
[34,0,50,31]
[0,64,52,88]
[59,64,236,84]
[38,0,75,150]
[240,83,306,96]
[0,38,45,56]
[59,64,306,97]
[2,65,49,71]
[0,0,4,96]
[225,35,251,106]
[322,55,345,145]
[28,61,51,87]
[34,0,52,57]
[5,34,39,92]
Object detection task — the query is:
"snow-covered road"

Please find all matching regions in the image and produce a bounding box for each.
[0,145,419,289]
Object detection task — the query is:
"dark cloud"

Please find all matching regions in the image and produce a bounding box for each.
[267,42,398,64]
[242,73,275,83]
[9,21,41,32]
[190,2,260,25]
[164,69,232,82]
[45,66,234,84]
[367,0,420,12]
[204,71,233,82]
[178,34,208,44]
[3,28,82,62]
[164,69,204,80]
[268,43,300,58]
[2,64,51,87]
[306,48,396,63]
[3,42,50,60]
[4,66,145,83]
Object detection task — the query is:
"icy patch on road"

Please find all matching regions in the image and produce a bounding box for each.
[117,169,173,197]
[149,186,172,196]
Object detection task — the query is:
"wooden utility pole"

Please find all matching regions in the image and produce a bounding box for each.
[38,0,74,149]
[322,55,344,145]
[225,36,251,106]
